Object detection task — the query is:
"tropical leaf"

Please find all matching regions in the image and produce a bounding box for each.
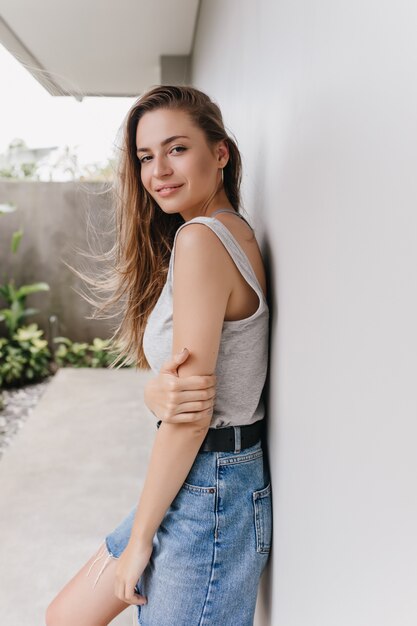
[16,283,50,298]
[11,229,24,254]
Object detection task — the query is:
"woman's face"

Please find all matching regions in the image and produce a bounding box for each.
[135,108,228,220]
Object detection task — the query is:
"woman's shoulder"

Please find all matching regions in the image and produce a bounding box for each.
[174,218,225,250]
[170,219,236,291]
[173,220,233,271]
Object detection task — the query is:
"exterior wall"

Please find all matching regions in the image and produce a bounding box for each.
[192,1,417,625]
[0,181,115,344]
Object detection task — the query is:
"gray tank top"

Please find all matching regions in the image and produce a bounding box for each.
[142,209,269,429]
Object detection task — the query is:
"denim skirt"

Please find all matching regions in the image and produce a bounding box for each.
[103,437,272,626]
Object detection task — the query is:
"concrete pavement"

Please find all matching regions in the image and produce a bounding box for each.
[0,367,155,626]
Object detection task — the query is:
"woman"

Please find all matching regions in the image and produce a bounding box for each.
[46,85,271,626]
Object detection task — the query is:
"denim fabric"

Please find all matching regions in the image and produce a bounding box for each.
[104,439,272,625]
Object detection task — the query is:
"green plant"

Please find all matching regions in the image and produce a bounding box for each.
[53,336,90,367]
[89,337,120,367]
[0,202,50,337]
[53,336,130,368]
[0,323,52,389]
[0,280,50,337]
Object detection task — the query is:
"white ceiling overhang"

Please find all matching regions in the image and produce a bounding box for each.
[0,0,200,100]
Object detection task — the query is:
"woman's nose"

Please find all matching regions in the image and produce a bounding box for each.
[152,154,173,178]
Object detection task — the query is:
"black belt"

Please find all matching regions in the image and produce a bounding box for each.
[156,419,264,453]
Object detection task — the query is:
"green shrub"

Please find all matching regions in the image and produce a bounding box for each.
[0,202,50,337]
[0,280,50,337]
[0,326,132,396]
[53,336,131,369]
[0,323,52,389]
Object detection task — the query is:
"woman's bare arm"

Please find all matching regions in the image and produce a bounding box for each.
[129,223,233,545]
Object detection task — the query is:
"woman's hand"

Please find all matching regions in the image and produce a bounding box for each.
[144,348,216,426]
[114,538,153,606]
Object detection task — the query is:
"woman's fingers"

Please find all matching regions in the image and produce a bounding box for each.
[160,348,190,375]
[114,582,147,606]
[161,375,216,413]
[154,357,217,425]
[172,385,216,402]
[163,387,216,418]
[173,374,217,391]
[149,381,216,425]
[124,583,147,606]
[165,378,216,409]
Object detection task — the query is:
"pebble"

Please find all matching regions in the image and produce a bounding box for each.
[0,377,53,460]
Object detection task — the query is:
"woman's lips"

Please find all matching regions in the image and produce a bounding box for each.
[157,184,184,197]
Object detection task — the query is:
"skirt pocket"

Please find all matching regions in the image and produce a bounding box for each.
[252,481,272,554]
[182,481,217,494]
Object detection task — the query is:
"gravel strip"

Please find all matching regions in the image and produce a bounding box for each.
[0,376,53,460]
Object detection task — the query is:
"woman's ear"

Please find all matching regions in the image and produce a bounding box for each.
[216,139,229,168]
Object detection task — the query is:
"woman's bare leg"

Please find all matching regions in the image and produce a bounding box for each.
[45,541,133,626]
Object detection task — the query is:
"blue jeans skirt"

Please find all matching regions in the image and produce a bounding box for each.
[99,438,272,625]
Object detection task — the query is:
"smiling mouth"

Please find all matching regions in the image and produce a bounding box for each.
[156,184,184,194]
[157,183,181,189]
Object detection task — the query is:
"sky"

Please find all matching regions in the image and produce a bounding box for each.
[0,44,136,167]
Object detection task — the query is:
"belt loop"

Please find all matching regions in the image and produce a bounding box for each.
[233,426,241,453]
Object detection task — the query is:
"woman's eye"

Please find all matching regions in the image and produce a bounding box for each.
[171,145,186,155]
[139,146,186,164]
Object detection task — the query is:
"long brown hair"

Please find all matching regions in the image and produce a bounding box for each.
[73,85,244,370]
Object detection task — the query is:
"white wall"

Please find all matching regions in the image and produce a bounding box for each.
[192,1,417,624]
